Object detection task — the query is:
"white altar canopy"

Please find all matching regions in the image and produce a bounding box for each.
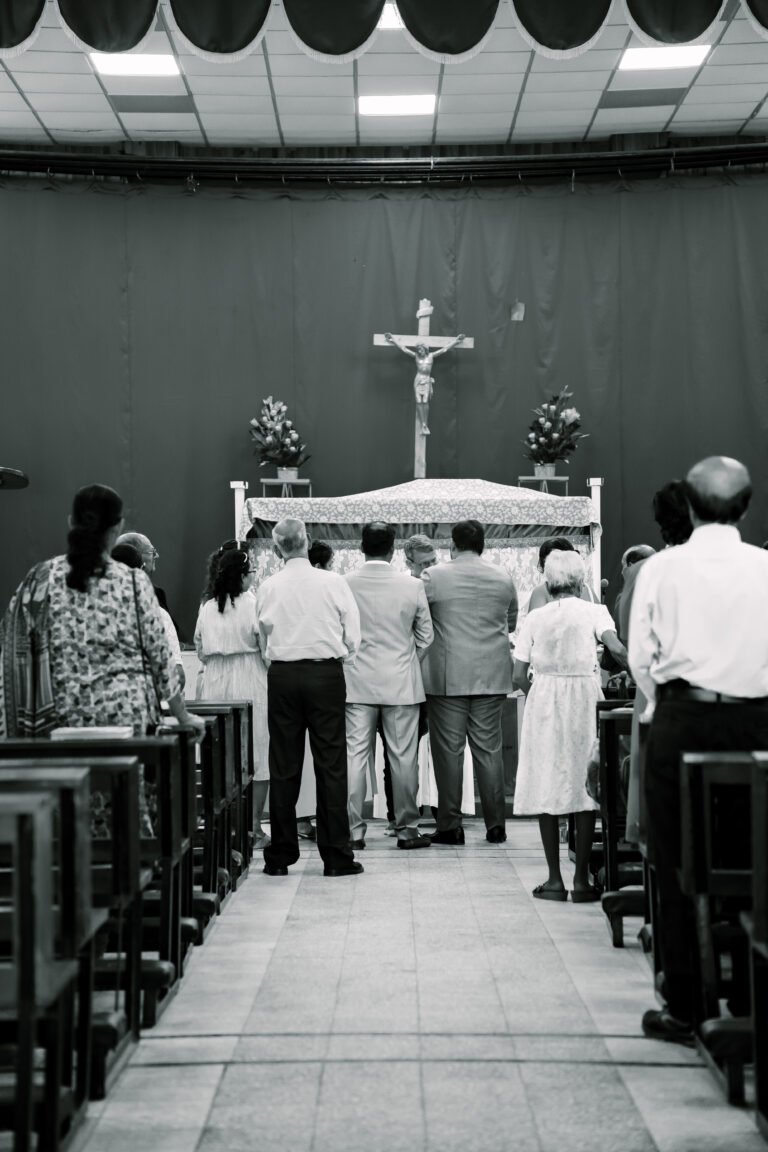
[240,478,601,616]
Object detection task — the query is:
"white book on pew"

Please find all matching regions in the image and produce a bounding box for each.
[50,726,134,740]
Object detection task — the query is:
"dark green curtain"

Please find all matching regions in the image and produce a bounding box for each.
[2,176,767,637]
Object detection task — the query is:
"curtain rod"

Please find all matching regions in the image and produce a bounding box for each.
[0,142,766,185]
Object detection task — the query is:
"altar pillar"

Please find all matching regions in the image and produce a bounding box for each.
[588,477,604,595]
[230,480,248,540]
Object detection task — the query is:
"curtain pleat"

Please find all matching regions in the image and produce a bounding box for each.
[625,0,724,43]
[0,0,44,52]
[57,0,157,52]
[283,0,384,58]
[170,0,271,56]
[397,0,499,56]
[511,0,611,54]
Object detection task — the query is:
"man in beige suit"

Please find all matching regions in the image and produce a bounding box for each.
[345,522,434,849]
[422,519,517,844]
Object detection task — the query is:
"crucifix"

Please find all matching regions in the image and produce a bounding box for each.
[374,299,474,478]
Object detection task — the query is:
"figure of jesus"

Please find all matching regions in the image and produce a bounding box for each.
[384,331,465,435]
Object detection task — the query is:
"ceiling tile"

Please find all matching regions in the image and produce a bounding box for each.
[514,110,592,128]
[0,111,44,126]
[0,126,50,141]
[14,71,102,94]
[280,115,356,132]
[518,90,600,112]
[0,74,18,93]
[30,27,81,53]
[720,17,761,43]
[263,31,305,54]
[187,74,272,96]
[364,30,410,54]
[670,120,748,135]
[514,126,585,142]
[41,111,121,128]
[672,102,756,121]
[593,26,633,49]
[697,63,768,86]
[135,32,174,54]
[357,54,439,76]
[436,113,512,132]
[357,74,437,96]
[199,113,278,132]
[445,52,531,75]
[711,42,768,65]
[27,92,112,112]
[526,71,609,93]
[100,75,188,96]
[120,113,199,130]
[50,128,126,143]
[590,106,675,130]
[685,81,768,103]
[0,93,31,112]
[440,72,524,97]
[610,68,698,90]
[277,96,353,115]
[266,54,352,77]
[261,75,344,97]
[195,95,275,115]
[111,95,195,114]
[483,28,532,52]
[8,51,91,74]
[439,94,515,115]
[532,49,622,72]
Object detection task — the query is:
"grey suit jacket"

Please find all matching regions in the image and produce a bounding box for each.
[344,563,433,705]
[420,554,517,696]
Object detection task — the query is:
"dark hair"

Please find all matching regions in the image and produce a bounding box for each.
[452,519,484,555]
[308,541,333,569]
[652,482,693,546]
[201,539,239,602]
[66,484,123,592]
[624,545,655,568]
[212,548,250,613]
[361,522,395,558]
[538,536,575,570]
[111,542,143,569]
[684,480,752,526]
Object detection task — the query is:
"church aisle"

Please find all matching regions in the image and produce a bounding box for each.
[76,821,763,1152]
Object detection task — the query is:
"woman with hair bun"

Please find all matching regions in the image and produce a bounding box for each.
[0,484,204,832]
[194,546,270,846]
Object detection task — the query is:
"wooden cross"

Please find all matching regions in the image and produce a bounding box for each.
[374,299,474,479]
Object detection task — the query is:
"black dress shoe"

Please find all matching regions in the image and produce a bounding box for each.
[349,838,366,850]
[486,825,507,843]
[263,864,288,876]
[397,834,432,850]
[429,828,465,845]
[324,862,364,877]
[641,1009,695,1047]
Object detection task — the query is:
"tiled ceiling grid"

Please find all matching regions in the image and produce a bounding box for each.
[0,0,767,151]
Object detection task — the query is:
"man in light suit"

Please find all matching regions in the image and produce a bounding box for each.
[422,519,517,844]
[345,522,434,850]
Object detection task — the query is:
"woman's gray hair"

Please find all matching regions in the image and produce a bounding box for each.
[272,517,308,556]
[544,548,585,596]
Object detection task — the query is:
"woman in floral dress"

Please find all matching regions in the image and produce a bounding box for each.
[0,483,204,834]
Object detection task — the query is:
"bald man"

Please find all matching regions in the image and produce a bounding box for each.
[629,456,768,1045]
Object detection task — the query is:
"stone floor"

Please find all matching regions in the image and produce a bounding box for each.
[76,819,765,1152]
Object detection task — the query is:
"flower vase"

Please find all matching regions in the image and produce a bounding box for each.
[277,467,299,481]
[533,463,556,479]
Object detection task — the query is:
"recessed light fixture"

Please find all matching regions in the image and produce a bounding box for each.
[378,2,403,29]
[90,53,180,77]
[359,94,435,116]
[619,45,710,70]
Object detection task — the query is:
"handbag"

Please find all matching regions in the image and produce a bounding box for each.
[131,571,163,733]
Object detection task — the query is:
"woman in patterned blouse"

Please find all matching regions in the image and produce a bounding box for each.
[0,484,204,832]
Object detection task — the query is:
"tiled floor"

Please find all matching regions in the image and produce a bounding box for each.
[77,819,765,1152]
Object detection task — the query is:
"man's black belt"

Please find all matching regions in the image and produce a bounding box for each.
[658,679,768,706]
[270,657,342,664]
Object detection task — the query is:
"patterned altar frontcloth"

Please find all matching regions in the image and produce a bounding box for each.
[241,479,601,617]
[242,478,597,532]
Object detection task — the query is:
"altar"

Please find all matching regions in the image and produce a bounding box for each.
[237,477,602,616]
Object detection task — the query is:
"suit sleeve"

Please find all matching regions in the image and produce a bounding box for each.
[506,578,518,633]
[413,583,433,653]
[338,581,361,662]
[627,562,658,707]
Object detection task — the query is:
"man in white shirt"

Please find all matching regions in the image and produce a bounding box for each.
[629,456,768,1044]
[255,518,363,878]
[345,522,434,850]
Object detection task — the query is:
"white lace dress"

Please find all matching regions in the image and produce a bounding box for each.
[513,598,615,816]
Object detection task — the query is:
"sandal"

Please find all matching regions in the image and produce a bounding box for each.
[532,883,568,902]
[571,886,601,903]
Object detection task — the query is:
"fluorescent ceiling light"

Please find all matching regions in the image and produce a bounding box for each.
[378,3,403,29]
[619,45,710,70]
[90,53,180,77]
[359,94,435,116]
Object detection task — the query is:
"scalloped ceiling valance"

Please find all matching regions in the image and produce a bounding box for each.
[2,0,767,62]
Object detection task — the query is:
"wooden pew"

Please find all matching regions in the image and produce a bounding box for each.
[742,753,768,1137]
[0,792,79,1152]
[680,751,754,1105]
[595,705,645,947]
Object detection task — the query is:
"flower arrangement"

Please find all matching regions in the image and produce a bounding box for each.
[523,387,588,465]
[249,396,311,468]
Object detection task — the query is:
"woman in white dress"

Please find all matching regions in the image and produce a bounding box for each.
[513,550,627,902]
[194,547,270,846]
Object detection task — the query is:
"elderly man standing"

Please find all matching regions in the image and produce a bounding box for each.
[255,518,362,878]
[345,522,433,850]
[629,456,768,1044]
[422,519,518,844]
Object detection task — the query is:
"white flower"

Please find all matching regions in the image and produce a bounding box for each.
[538,417,546,425]
[543,421,552,430]
[528,433,536,441]
[561,407,580,426]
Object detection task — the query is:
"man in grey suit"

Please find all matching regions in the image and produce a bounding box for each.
[421,519,518,844]
[345,522,434,850]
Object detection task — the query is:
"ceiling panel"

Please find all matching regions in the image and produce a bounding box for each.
[0,4,765,153]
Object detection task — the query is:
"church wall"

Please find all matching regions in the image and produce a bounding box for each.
[1,176,767,638]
